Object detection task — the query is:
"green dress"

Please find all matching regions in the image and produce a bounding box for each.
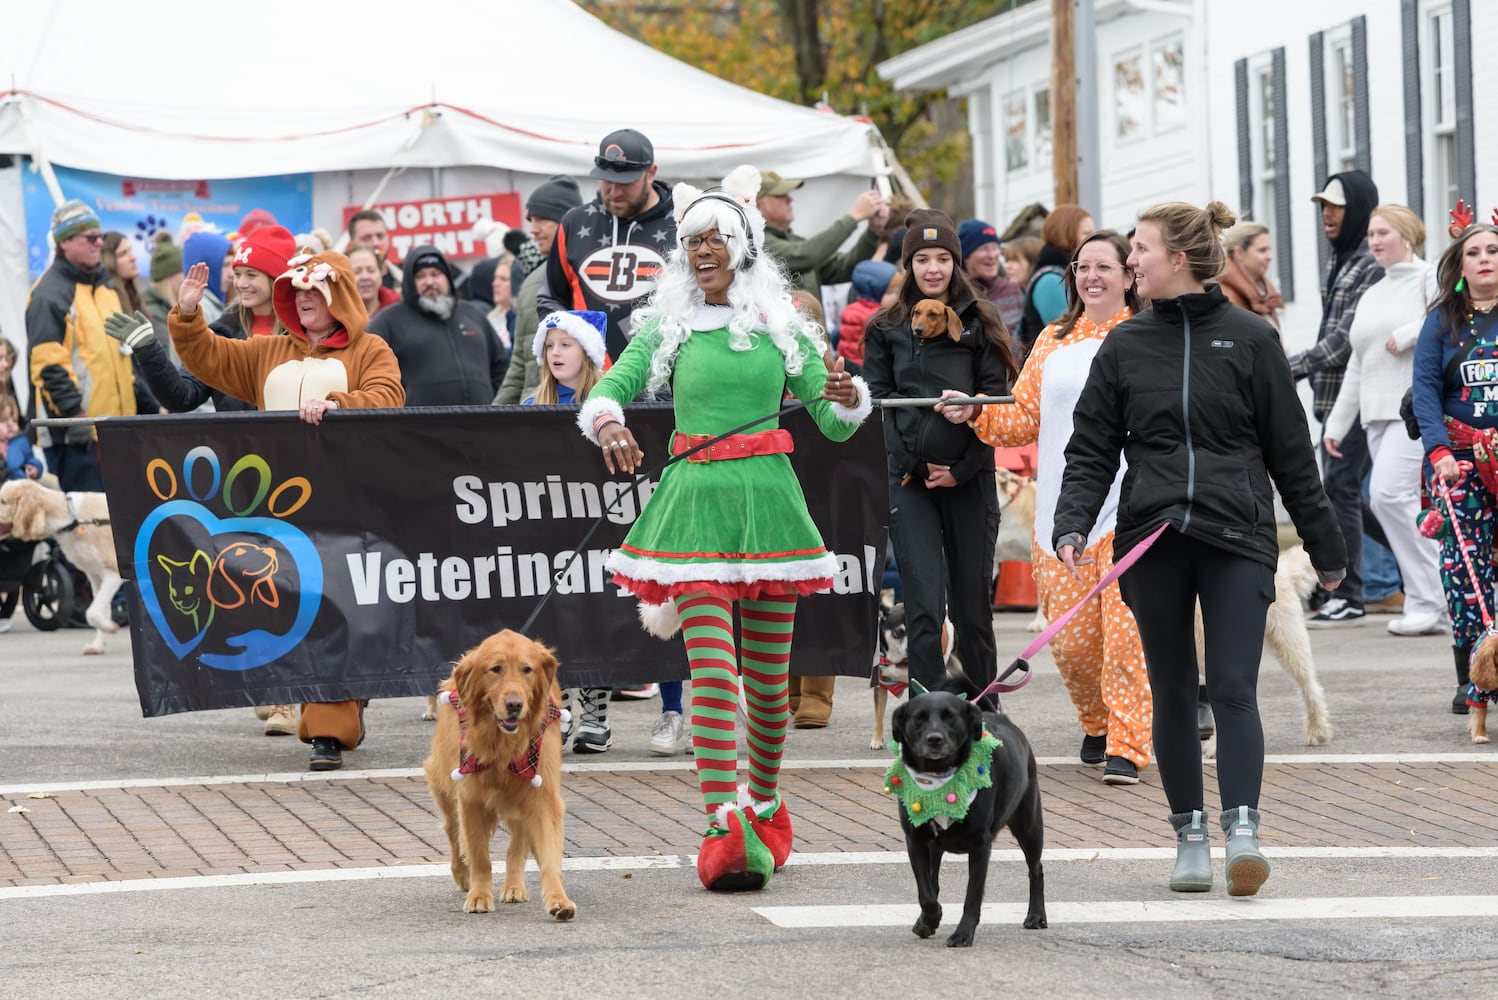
[586,310,867,604]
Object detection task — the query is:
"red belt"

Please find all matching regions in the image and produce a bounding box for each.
[671,429,794,464]
[1445,418,1498,496]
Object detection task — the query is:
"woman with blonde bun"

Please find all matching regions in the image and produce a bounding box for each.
[1053,201,1347,899]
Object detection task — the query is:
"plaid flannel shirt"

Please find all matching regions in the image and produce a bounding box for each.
[1287,240,1384,420]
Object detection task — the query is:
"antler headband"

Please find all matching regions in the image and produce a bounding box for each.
[1447,199,1498,240]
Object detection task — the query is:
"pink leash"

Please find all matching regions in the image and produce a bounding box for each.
[971,522,1171,707]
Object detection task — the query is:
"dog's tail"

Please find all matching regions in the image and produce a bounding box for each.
[638,601,682,640]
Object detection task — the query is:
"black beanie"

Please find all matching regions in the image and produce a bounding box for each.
[901,209,962,270]
[526,174,583,222]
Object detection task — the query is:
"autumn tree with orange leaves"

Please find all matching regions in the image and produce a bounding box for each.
[580,0,1031,215]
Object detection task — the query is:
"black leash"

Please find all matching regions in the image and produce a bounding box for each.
[517,399,813,636]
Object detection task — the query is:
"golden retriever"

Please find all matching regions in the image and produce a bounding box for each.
[0,480,121,655]
[910,298,964,342]
[424,629,576,919]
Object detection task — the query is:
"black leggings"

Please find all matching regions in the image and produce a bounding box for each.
[1117,529,1275,813]
[888,471,1000,698]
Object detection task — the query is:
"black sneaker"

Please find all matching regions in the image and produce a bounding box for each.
[1102,756,1139,785]
[1453,687,1471,715]
[1080,734,1106,766]
[308,737,342,771]
[1306,598,1365,628]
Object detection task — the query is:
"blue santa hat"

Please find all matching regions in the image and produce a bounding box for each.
[535,311,608,370]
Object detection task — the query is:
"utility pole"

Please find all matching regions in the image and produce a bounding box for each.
[1051,0,1078,206]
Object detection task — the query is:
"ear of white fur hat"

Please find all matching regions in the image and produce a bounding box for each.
[671,165,768,254]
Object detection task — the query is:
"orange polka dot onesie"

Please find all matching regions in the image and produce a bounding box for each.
[970,308,1152,768]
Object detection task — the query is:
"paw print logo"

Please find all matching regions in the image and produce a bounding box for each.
[134,214,170,242]
[132,446,323,672]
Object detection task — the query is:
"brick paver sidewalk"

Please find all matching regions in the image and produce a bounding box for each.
[3,761,1495,887]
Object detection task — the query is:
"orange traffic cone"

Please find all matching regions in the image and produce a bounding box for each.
[993,560,1037,611]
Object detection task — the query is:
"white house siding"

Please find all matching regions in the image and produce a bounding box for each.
[883,0,1494,361]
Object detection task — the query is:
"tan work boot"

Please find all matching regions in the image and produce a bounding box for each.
[792,676,834,729]
[786,676,802,716]
[263,705,297,736]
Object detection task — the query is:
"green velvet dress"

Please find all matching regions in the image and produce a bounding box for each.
[587,311,867,603]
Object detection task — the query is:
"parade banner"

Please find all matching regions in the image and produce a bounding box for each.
[22,166,314,279]
[99,405,888,717]
[341,193,524,264]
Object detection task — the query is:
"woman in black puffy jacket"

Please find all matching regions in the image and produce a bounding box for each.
[1053,201,1346,900]
[863,209,1016,702]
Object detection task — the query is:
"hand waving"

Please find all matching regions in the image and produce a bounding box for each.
[178,262,210,315]
[103,310,157,350]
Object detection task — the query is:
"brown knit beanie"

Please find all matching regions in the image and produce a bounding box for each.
[901,209,962,270]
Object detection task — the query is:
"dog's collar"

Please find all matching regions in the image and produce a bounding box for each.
[59,492,109,534]
[875,654,909,697]
[883,731,1002,828]
[441,689,565,788]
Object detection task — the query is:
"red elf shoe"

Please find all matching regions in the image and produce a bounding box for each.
[747,792,793,871]
[696,807,774,892]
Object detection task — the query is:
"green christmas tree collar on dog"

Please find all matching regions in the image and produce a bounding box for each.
[884,731,1003,827]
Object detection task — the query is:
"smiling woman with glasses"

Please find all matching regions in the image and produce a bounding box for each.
[576,167,872,893]
[946,229,1152,788]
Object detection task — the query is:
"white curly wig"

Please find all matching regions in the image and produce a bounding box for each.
[629,167,828,395]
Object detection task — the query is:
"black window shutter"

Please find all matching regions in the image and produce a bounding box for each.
[1235,58,1252,219]
[1401,0,1423,216]
[1351,17,1371,174]
[1309,32,1328,276]
[1453,0,1476,204]
[1272,48,1294,303]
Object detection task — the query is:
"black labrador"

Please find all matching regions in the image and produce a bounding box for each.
[891,684,1046,946]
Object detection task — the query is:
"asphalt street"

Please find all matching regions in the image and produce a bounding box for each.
[2,604,1495,999]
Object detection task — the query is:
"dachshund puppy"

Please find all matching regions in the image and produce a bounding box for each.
[910,298,964,343]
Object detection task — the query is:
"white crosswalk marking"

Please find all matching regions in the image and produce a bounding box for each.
[753,896,1498,929]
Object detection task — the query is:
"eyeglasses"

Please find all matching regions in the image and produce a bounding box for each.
[1070,261,1128,276]
[77,232,105,245]
[682,234,731,252]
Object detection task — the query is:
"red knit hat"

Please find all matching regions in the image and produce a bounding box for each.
[230,225,296,279]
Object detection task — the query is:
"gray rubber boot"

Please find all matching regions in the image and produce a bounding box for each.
[1168,810,1212,892]
[1221,806,1270,897]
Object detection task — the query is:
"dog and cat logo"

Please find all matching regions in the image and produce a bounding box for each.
[132,446,323,671]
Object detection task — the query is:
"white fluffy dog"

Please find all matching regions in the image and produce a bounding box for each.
[0,480,122,655]
[1198,545,1331,753]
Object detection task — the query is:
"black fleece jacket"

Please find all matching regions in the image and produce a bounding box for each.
[1052,286,1346,574]
[862,296,1012,485]
[367,246,506,406]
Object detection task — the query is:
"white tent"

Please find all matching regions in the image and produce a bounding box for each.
[0,0,881,392]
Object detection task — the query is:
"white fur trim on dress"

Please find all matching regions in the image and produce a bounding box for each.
[638,601,682,639]
[828,374,873,425]
[536,312,608,371]
[577,395,624,444]
[607,550,839,587]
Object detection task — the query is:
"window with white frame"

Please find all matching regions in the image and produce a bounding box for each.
[1033,87,1052,167]
[1114,49,1146,140]
[1152,36,1187,133]
[1427,4,1458,253]
[1249,60,1282,260]
[1004,90,1028,173]
[1327,31,1357,172]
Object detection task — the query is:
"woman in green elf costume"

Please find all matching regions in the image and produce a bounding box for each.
[577,167,872,891]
